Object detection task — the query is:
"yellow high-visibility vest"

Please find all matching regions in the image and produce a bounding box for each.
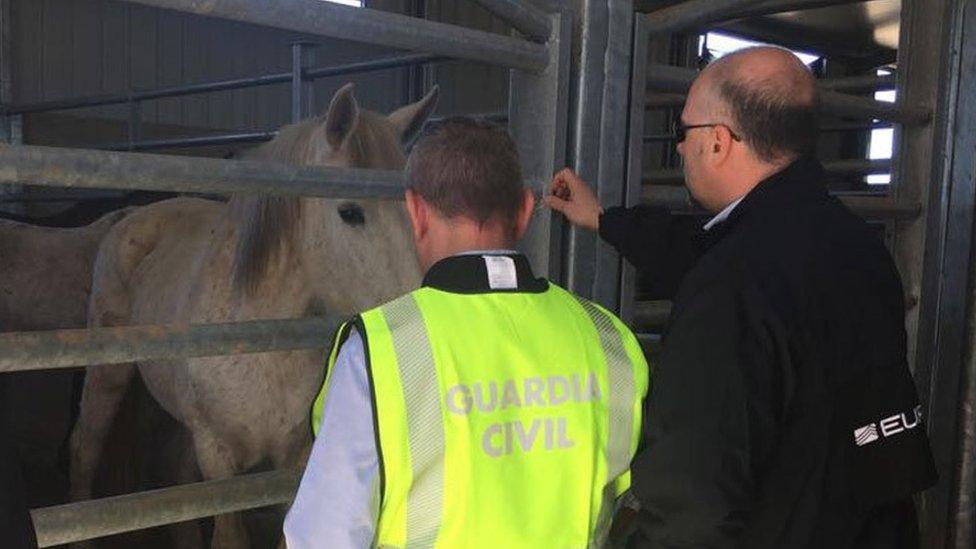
[312,282,648,548]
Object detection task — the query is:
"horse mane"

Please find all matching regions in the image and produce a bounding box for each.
[231,112,403,297]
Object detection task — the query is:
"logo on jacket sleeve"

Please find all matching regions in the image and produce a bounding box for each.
[854,424,880,446]
[853,405,922,447]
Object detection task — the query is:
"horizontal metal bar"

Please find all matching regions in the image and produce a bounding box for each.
[820,89,928,124]
[32,469,300,547]
[818,73,896,92]
[643,121,892,142]
[633,300,672,331]
[641,184,920,221]
[644,64,697,94]
[100,131,279,152]
[644,0,771,34]
[644,64,927,124]
[126,0,548,72]
[303,53,448,83]
[644,158,892,184]
[94,110,508,153]
[0,145,406,199]
[644,92,687,110]
[7,54,448,115]
[469,0,551,42]
[821,121,894,132]
[0,190,130,203]
[0,317,340,372]
[699,0,875,22]
[636,1,876,29]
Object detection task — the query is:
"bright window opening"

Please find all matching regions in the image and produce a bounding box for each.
[699,32,821,66]
[867,69,895,185]
[321,0,363,6]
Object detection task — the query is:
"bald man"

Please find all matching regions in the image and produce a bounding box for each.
[548,47,936,548]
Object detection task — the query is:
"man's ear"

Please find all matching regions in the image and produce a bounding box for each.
[513,188,536,242]
[405,189,427,242]
[710,125,736,164]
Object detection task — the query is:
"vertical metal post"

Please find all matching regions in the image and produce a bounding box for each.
[406,0,430,104]
[291,42,316,123]
[564,0,635,310]
[0,0,22,215]
[127,99,142,152]
[563,0,606,296]
[902,0,976,545]
[509,12,570,277]
[619,16,650,325]
[591,0,635,310]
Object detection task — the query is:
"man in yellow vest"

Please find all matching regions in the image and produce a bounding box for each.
[284,118,648,549]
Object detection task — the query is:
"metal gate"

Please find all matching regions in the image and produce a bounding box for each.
[561,1,976,547]
[0,0,568,545]
[1,0,975,547]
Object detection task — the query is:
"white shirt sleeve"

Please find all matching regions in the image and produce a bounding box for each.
[284,329,380,549]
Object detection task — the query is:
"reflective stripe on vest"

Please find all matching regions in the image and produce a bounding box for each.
[313,284,648,548]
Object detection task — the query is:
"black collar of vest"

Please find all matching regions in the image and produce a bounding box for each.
[421,253,549,294]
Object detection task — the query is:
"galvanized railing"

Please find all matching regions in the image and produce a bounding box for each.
[3,0,934,545]
[2,0,559,544]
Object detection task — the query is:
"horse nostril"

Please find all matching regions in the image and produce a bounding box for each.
[338,203,366,226]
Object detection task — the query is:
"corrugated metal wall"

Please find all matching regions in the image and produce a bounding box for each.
[11,0,416,134]
[424,0,510,116]
[9,0,514,147]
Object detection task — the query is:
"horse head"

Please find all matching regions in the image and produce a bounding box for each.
[233,83,439,313]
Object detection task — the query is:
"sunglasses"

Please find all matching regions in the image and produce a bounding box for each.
[672,120,742,143]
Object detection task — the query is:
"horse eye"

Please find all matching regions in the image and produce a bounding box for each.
[338,203,366,226]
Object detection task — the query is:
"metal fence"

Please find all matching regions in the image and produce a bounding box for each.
[2,0,971,546]
[611,2,973,548]
[0,0,567,545]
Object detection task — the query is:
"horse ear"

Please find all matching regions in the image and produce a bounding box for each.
[324,83,360,149]
[388,85,439,145]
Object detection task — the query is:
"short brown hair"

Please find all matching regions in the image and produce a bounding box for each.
[405,117,524,226]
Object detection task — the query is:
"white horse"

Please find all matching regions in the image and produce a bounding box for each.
[71,83,438,547]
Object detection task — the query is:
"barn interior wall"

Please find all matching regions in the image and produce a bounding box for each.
[9,0,427,148]
[422,0,510,116]
[9,0,514,151]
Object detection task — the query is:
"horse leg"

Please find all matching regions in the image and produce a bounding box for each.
[68,362,136,503]
[170,427,206,549]
[270,432,313,547]
[192,429,248,549]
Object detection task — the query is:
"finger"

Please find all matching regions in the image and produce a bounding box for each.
[551,167,577,189]
[548,172,568,193]
[543,194,569,212]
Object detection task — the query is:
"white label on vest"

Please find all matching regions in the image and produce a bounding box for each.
[483,255,517,290]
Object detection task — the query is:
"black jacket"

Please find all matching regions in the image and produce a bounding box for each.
[601,157,937,548]
[0,378,37,549]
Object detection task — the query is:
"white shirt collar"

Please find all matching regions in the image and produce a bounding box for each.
[703,197,745,231]
[456,249,518,256]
